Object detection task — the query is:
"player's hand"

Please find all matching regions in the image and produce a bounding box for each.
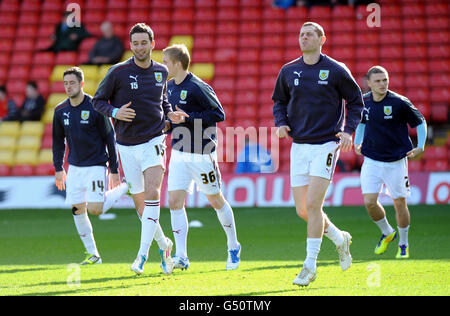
[55,170,66,191]
[276,125,291,139]
[162,120,171,133]
[115,102,136,122]
[336,132,353,152]
[168,106,190,124]
[354,144,362,155]
[109,172,121,189]
[407,147,424,158]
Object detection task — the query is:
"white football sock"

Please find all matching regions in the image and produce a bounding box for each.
[138,200,161,258]
[303,238,322,272]
[102,183,128,214]
[170,208,189,258]
[324,221,344,247]
[215,201,239,250]
[73,212,99,257]
[398,225,409,247]
[375,217,395,236]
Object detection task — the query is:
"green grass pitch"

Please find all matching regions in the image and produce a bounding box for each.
[0,205,448,296]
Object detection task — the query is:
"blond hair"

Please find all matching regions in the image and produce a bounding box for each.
[163,44,191,70]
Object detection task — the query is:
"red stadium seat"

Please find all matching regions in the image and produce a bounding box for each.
[426,16,448,30]
[18,11,39,25]
[235,91,257,105]
[382,17,403,31]
[405,74,428,88]
[195,8,216,21]
[105,10,127,23]
[173,8,195,22]
[309,6,331,19]
[428,44,449,58]
[0,25,16,39]
[404,60,428,73]
[402,3,425,16]
[8,65,29,80]
[428,59,450,72]
[239,21,262,35]
[423,159,448,172]
[11,165,34,176]
[237,48,258,62]
[41,135,53,149]
[217,22,239,34]
[262,20,284,33]
[240,7,262,20]
[32,52,55,66]
[214,62,237,77]
[41,0,63,11]
[379,45,403,59]
[355,46,377,59]
[260,76,276,91]
[380,4,401,17]
[285,6,308,20]
[429,73,450,89]
[10,52,32,65]
[6,80,26,95]
[408,159,422,172]
[357,31,379,46]
[35,163,55,176]
[430,105,448,123]
[218,0,238,7]
[20,0,40,12]
[414,103,430,121]
[262,7,285,20]
[424,146,448,160]
[332,5,354,18]
[196,0,215,7]
[330,33,355,46]
[107,0,127,9]
[425,2,449,16]
[403,45,427,59]
[238,63,258,76]
[173,0,193,7]
[331,19,355,32]
[0,66,8,82]
[0,165,10,176]
[149,9,171,23]
[213,77,235,90]
[403,31,427,44]
[217,8,238,21]
[194,35,215,49]
[430,88,449,103]
[261,49,283,62]
[216,35,238,48]
[379,59,403,74]
[239,35,261,48]
[427,31,449,44]
[236,77,258,90]
[85,0,106,10]
[405,88,429,103]
[0,39,13,52]
[192,49,214,63]
[194,22,216,35]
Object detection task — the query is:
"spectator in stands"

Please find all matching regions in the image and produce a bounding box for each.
[46,11,91,53]
[17,81,45,122]
[0,85,18,121]
[235,136,276,173]
[87,21,124,65]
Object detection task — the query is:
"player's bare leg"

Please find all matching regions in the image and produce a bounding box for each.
[132,166,173,275]
[293,185,351,270]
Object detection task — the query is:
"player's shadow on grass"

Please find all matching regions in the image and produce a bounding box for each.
[0,267,60,274]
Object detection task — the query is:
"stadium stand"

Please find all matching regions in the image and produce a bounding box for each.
[0,0,448,175]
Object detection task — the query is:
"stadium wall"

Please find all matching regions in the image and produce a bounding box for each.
[0,172,448,209]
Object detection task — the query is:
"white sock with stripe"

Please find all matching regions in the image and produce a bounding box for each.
[138,200,161,258]
[170,208,189,259]
[73,212,99,257]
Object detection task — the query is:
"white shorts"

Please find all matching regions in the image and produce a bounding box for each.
[117,135,166,195]
[290,141,340,187]
[360,156,410,199]
[168,150,221,195]
[65,165,107,205]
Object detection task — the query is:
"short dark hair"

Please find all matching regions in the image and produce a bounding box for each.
[0,85,6,94]
[367,65,388,80]
[27,81,38,90]
[129,23,154,42]
[63,67,84,82]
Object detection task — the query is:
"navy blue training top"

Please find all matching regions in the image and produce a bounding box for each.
[52,94,119,173]
[167,72,225,154]
[272,54,364,144]
[92,57,172,145]
[361,90,424,162]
